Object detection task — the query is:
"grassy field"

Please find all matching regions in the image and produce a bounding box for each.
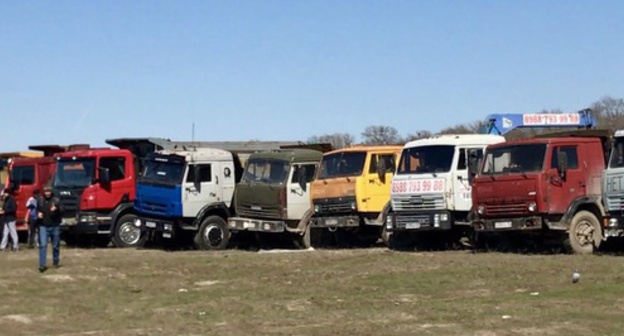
[1,245,624,336]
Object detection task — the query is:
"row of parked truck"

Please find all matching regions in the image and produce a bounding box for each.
[2,108,624,254]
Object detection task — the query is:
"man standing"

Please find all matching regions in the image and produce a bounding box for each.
[38,186,63,273]
[0,189,18,252]
[26,190,41,248]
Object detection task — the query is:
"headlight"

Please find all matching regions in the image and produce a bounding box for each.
[351,202,357,211]
[477,205,485,215]
[440,213,449,221]
[314,204,320,213]
[163,223,173,231]
[79,214,96,223]
[528,202,537,212]
[134,218,141,227]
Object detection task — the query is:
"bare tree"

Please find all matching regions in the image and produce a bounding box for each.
[307,133,356,149]
[361,125,401,145]
[437,120,484,135]
[402,130,433,142]
[592,96,624,132]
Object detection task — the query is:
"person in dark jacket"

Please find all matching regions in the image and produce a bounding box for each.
[0,188,18,252]
[37,186,63,272]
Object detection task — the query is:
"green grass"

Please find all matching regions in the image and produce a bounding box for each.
[1,247,623,335]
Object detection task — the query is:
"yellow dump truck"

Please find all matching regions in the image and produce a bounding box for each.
[309,145,403,246]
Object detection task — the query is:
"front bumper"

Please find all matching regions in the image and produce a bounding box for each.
[473,216,543,232]
[389,210,453,231]
[136,217,176,239]
[60,214,111,235]
[310,215,359,228]
[228,217,285,233]
[601,214,624,238]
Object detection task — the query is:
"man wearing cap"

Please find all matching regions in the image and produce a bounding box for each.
[37,186,63,272]
[0,188,18,252]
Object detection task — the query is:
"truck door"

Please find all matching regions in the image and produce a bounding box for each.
[96,156,133,211]
[183,163,220,218]
[286,163,318,220]
[10,164,36,225]
[547,145,585,214]
[363,152,396,213]
[453,148,483,212]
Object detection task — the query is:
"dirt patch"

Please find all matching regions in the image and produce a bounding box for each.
[42,274,75,282]
[194,280,220,286]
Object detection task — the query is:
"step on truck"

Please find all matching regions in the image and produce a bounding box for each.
[54,138,170,248]
[134,146,243,250]
[3,145,90,239]
[228,147,331,248]
[386,134,506,249]
[471,130,614,253]
[309,145,403,247]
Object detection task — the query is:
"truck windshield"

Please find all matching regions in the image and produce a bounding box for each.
[140,157,186,186]
[54,158,96,188]
[242,158,290,184]
[397,145,455,174]
[482,144,546,174]
[609,137,624,168]
[318,152,366,178]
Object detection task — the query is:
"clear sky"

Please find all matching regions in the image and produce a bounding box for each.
[1,0,623,151]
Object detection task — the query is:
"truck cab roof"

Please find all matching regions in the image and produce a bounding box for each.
[325,145,403,155]
[249,149,323,162]
[156,148,233,162]
[404,134,505,148]
[54,148,130,159]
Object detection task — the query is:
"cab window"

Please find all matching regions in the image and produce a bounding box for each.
[187,164,212,183]
[291,164,317,183]
[551,146,579,170]
[100,157,126,181]
[369,154,396,174]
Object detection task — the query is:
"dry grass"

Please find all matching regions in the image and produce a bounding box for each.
[1,246,624,335]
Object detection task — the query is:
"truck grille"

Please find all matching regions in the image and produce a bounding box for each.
[395,214,430,229]
[313,196,356,214]
[606,195,624,211]
[237,203,281,219]
[485,203,527,216]
[392,193,444,211]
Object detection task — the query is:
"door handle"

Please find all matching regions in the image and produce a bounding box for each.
[209,192,217,197]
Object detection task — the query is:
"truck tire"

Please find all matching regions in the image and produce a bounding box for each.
[567,210,602,254]
[112,214,146,248]
[194,216,229,250]
[388,231,414,251]
[293,224,311,249]
[381,226,391,247]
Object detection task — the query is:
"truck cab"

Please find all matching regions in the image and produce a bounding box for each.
[3,145,89,236]
[228,149,323,248]
[310,146,402,246]
[53,138,167,248]
[471,133,609,253]
[134,147,242,250]
[386,134,505,249]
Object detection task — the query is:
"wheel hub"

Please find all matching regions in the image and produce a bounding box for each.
[204,225,223,247]
[119,222,141,246]
[575,220,594,246]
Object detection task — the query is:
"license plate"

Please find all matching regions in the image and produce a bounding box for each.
[146,221,156,228]
[243,222,255,229]
[495,221,512,229]
[162,232,172,238]
[325,218,338,225]
[406,223,421,229]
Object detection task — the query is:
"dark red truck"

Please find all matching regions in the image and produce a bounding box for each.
[471,131,609,253]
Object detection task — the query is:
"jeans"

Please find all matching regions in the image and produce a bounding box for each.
[0,220,18,251]
[39,226,60,268]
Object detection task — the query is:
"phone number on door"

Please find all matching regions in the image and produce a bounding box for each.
[392,179,445,194]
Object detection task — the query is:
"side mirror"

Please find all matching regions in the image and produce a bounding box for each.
[377,159,387,182]
[298,166,307,191]
[467,155,479,186]
[98,167,111,185]
[557,151,568,179]
[193,165,201,190]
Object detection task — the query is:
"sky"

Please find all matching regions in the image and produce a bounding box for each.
[1,0,624,151]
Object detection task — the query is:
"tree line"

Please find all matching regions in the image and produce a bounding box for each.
[307,96,624,148]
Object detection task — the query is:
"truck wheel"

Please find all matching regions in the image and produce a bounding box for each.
[381,226,391,247]
[112,214,146,248]
[567,210,602,254]
[194,216,229,250]
[388,231,414,251]
[293,224,311,249]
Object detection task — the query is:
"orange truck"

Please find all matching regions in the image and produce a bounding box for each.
[309,145,403,246]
